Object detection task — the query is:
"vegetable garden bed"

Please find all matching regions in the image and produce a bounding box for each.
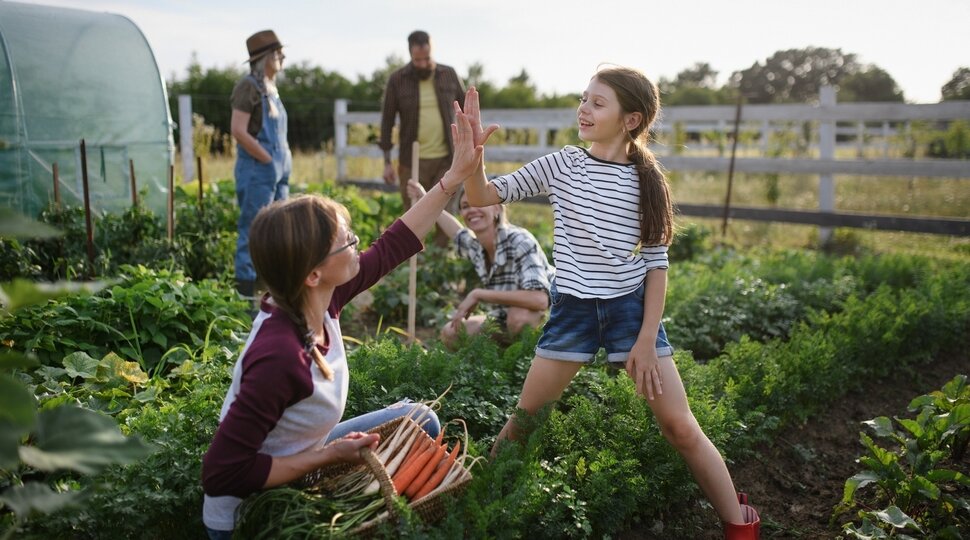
[2,179,968,538]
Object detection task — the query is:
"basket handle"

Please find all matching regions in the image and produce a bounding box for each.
[359,446,399,520]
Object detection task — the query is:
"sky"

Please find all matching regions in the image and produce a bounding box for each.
[15,0,970,104]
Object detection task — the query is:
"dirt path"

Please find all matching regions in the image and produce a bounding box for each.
[716,350,967,538]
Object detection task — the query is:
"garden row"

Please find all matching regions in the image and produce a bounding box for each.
[1,181,968,537]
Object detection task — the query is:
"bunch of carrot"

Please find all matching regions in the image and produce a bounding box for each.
[328,397,472,507]
[391,427,461,501]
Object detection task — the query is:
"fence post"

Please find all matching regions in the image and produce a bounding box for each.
[818,86,836,244]
[335,99,348,181]
[760,120,770,154]
[178,94,195,185]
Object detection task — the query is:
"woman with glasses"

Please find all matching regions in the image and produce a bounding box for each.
[200,88,495,539]
[230,30,293,302]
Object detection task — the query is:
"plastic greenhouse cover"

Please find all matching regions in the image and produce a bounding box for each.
[0,1,174,218]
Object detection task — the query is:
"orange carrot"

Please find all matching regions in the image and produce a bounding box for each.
[396,436,430,480]
[412,442,460,501]
[393,442,438,495]
[404,443,448,498]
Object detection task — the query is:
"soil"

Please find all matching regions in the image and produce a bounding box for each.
[692,349,968,539]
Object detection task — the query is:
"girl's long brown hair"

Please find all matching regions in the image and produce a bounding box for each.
[595,67,673,246]
[249,195,349,347]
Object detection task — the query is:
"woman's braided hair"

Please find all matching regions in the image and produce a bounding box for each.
[249,195,349,351]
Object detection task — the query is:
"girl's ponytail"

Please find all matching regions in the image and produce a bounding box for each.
[596,66,674,247]
[628,136,673,246]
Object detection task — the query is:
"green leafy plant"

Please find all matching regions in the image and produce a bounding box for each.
[0,265,248,374]
[0,211,153,540]
[837,375,970,538]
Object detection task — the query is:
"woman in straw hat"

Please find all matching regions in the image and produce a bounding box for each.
[231,30,292,303]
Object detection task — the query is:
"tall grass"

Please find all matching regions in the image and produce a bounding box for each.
[186,151,970,258]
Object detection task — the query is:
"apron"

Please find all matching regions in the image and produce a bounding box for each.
[233,75,291,281]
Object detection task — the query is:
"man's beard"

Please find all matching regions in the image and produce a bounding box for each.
[415,66,434,80]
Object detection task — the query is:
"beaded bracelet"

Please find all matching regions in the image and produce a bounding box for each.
[438,176,458,196]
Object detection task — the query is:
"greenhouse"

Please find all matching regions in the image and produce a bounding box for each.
[0,1,173,217]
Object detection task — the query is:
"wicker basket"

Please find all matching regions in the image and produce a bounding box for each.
[303,416,473,537]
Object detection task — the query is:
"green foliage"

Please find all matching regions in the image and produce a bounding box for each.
[665,248,858,360]
[732,47,862,103]
[345,330,535,441]
[171,180,238,282]
[838,375,970,537]
[0,210,153,540]
[5,181,970,538]
[369,245,477,328]
[941,67,970,101]
[669,222,712,262]
[0,265,248,374]
[837,66,905,102]
[942,120,970,159]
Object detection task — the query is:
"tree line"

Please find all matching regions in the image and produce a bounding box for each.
[166,47,970,153]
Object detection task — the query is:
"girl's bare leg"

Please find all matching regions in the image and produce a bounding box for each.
[642,356,743,524]
[491,356,582,455]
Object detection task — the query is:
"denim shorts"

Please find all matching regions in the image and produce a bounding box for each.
[536,280,674,363]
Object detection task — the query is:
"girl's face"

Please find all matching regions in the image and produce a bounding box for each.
[577,77,626,143]
[316,215,360,286]
[459,194,499,234]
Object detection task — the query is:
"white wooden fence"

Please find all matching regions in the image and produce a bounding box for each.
[334,87,970,236]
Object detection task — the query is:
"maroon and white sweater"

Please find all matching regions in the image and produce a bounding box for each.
[202,220,422,530]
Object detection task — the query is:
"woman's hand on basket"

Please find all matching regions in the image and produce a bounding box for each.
[328,431,380,464]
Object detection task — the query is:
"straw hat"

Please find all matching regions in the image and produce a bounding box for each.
[246,30,282,62]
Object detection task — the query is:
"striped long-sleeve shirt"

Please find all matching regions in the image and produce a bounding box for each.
[491,145,668,299]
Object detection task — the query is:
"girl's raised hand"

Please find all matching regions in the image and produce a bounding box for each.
[447,102,484,180]
[463,86,499,147]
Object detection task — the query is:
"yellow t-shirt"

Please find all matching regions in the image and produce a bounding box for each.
[417,78,448,159]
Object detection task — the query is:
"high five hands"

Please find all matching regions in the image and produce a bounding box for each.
[448,87,499,180]
[463,86,499,149]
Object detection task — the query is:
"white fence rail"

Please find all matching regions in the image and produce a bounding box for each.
[334,87,970,236]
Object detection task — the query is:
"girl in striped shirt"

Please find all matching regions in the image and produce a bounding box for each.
[460,70,759,538]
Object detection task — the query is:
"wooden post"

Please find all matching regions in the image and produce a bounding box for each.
[129,159,138,207]
[178,94,194,185]
[167,164,174,242]
[407,141,419,344]
[196,155,204,210]
[79,140,95,271]
[52,162,60,209]
[818,86,836,244]
[335,99,349,180]
[722,94,743,239]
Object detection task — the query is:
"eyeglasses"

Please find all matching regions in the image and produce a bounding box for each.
[276,50,285,61]
[319,231,359,265]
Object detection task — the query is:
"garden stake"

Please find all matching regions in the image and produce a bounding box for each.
[167,164,174,243]
[79,139,95,271]
[52,162,60,209]
[721,94,743,240]
[407,141,419,344]
[129,159,138,207]
[196,155,204,210]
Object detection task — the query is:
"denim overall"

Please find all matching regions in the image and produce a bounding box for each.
[234,75,291,283]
